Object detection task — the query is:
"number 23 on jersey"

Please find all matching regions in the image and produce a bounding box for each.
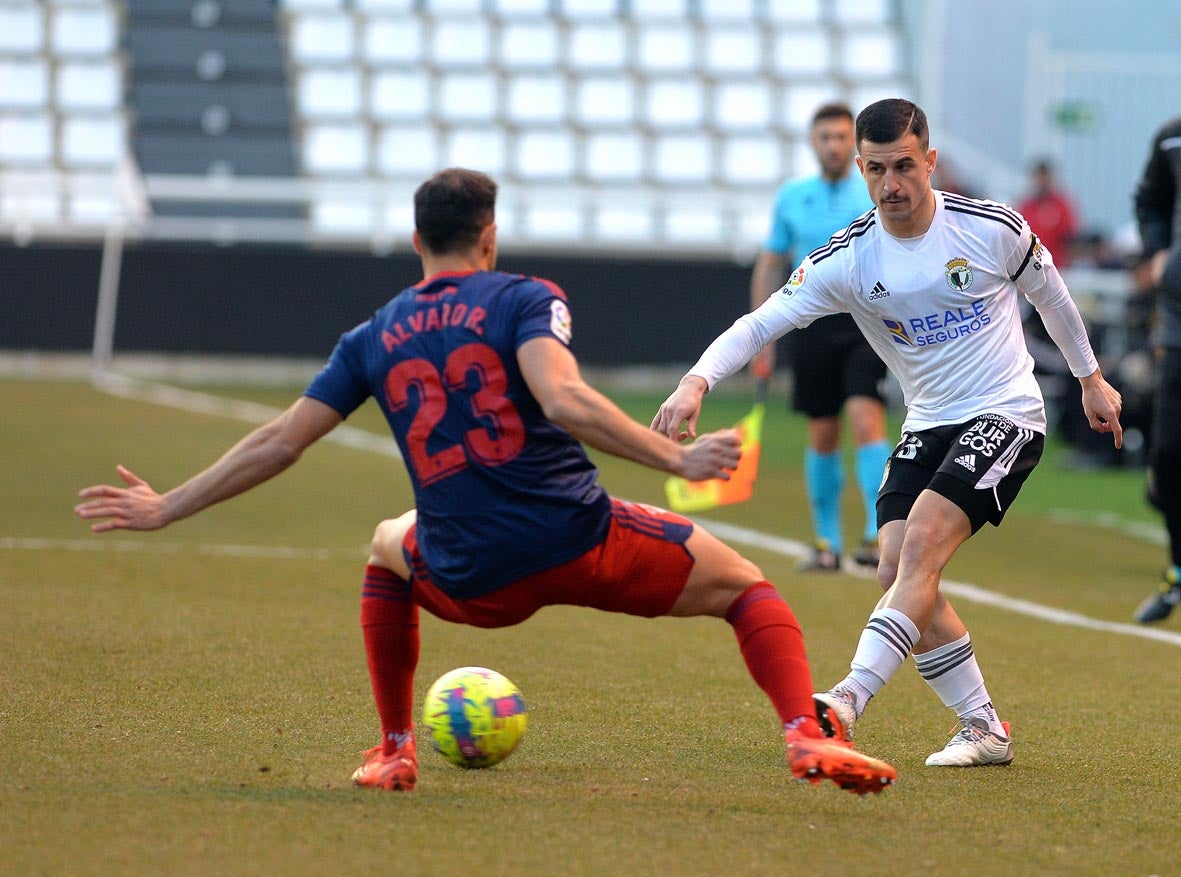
[384,342,525,487]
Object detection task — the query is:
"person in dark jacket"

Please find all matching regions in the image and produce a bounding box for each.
[1132,117,1181,623]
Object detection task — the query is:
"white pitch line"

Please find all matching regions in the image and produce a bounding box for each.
[1046,508,1167,546]
[1,536,362,561]
[93,371,402,459]
[82,373,1181,649]
[697,518,1181,648]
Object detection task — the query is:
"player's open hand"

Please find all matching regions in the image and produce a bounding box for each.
[75,465,169,532]
[676,428,742,482]
[652,375,709,441]
[1080,371,1123,449]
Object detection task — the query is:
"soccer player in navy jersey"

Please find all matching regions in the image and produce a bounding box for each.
[76,167,896,795]
[750,102,890,573]
[655,100,1123,767]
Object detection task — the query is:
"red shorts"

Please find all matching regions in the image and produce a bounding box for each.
[405,498,695,628]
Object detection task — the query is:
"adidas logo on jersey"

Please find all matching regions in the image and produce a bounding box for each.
[954,454,977,472]
[868,281,890,301]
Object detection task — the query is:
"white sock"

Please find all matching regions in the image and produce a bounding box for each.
[914,633,1005,735]
[844,608,920,713]
[962,701,1005,736]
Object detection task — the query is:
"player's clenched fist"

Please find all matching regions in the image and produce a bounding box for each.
[676,429,742,482]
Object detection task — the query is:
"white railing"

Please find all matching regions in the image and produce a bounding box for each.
[0,165,773,256]
[0,162,773,376]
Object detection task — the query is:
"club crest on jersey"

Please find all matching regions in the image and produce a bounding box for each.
[549,299,572,344]
[945,257,974,291]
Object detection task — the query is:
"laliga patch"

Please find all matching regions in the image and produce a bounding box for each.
[945,257,974,291]
[778,265,806,298]
[549,299,572,344]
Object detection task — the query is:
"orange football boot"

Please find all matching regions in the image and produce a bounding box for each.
[785,730,897,795]
[352,732,418,791]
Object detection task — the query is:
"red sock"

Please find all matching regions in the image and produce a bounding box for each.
[725,582,816,728]
[361,565,419,755]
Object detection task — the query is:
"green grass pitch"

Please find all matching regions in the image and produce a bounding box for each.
[3,373,1180,876]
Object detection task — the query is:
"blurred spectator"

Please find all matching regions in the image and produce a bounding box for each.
[931,159,982,199]
[1018,158,1080,267]
[1070,229,1125,270]
[1028,235,1154,470]
[1022,296,1112,467]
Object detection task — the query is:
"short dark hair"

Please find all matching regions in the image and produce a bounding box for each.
[413,168,497,255]
[855,98,929,150]
[812,102,854,127]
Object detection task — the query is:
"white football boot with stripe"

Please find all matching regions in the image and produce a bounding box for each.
[813,687,859,742]
[925,717,1013,767]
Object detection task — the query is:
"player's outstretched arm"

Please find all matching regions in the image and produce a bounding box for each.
[517,337,740,481]
[653,301,785,441]
[75,396,343,532]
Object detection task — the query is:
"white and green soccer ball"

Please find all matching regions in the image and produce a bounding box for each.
[422,667,528,769]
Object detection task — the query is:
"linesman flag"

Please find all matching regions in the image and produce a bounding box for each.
[664,380,767,513]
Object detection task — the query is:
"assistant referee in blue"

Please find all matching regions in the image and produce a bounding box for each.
[749,102,891,572]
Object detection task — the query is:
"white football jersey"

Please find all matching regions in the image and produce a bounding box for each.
[691,190,1098,434]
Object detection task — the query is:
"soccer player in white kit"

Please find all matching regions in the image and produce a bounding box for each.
[653,99,1124,767]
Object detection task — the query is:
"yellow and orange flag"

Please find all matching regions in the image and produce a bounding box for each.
[664,382,766,513]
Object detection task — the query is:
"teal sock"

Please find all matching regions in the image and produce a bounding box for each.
[855,440,891,544]
[804,448,844,553]
[1170,566,1181,587]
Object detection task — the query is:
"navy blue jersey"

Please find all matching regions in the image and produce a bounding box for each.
[304,270,611,597]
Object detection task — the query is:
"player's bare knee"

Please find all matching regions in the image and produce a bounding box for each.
[899,516,944,558]
[877,559,898,592]
[704,555,762,599]
[368,510,415,568]
[718,556,766,604]
[733,552,764,585]
[686,527,762,584]
[675,549,763,618]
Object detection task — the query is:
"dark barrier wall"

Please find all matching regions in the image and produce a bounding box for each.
[0,241,752,365]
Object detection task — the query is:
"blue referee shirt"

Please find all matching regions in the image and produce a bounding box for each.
[764,169,874,259]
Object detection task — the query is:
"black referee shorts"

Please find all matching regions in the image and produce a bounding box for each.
[786,314,886,418]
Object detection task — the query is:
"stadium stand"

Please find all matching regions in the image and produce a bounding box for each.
[272,0,910,250]
[0,0,908,250]
[125,0,300,217]
[0,1,129,226]
[0,1,1158,384]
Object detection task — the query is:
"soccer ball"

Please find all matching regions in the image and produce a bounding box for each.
[422,666,528,769]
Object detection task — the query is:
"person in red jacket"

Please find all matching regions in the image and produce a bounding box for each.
[1017,158,1080,268]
